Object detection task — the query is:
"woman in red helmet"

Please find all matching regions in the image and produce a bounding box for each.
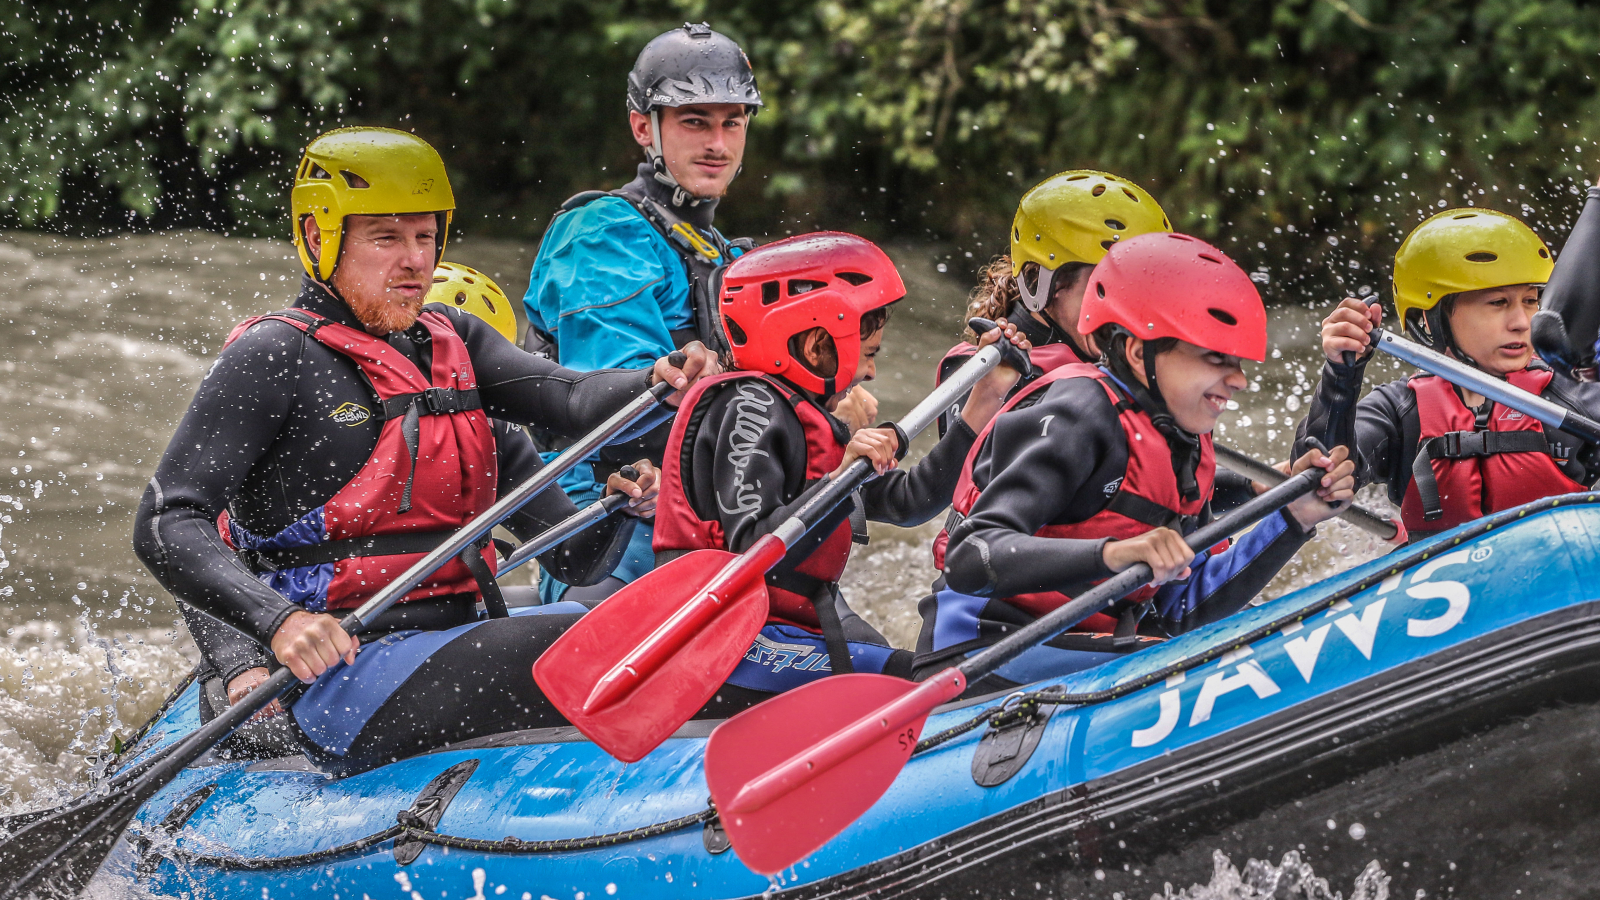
[915,232,1356,695]
[653,232,1030,698]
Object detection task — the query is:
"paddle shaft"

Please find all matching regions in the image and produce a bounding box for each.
[0,371,681,899]
[724,465,1326,815]
[1372,327,1600,443]
[1215,443,1397,540]
[497,491,632,577]
[581,341,1010,715]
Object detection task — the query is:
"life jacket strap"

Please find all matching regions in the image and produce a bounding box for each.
[238,530,510,613]
[1411,429,1553,521]
[384,387,484,513]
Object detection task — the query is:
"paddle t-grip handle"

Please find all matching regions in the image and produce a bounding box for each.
[968,317,1033,378]
[1371,327,1600,444]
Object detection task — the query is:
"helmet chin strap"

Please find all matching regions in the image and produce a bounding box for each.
[647,110,708,209]
[1108,328,1203,503]
[1015,264,1054,313]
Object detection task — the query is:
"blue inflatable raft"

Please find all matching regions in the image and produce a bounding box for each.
[98,494,1600,898]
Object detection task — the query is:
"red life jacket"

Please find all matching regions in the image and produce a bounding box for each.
[1400,368,1584,534]
[216,308,498,611]
[654,371,856,632]
[934,363,1216,626]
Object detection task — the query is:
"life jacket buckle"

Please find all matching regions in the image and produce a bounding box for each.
[422,387,458,415]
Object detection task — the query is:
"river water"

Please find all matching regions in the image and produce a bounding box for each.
[0,229,1412,893]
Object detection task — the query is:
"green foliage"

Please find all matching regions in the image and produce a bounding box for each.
[6,0,1600,277]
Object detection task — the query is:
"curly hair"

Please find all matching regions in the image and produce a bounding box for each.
[965,256,1020,331]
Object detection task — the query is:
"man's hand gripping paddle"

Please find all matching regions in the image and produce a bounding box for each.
[534,320,1031,763]
[0,358,686,900]
[703,465,1328,875]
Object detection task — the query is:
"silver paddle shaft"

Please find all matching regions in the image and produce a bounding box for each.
[1373,328,1600,443]
[1214,443,1396,540]
[498,493,631,577]
[773,342,1003,545]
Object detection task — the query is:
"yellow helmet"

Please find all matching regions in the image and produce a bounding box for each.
[428,262,517,342]
[291,127,456,282]
[1010,170,1170,312]
[1393,208,1553,332]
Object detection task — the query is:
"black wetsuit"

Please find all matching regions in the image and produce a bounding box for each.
[922,369,1315,690]
[135,278,664,764]
[661,377,980,679]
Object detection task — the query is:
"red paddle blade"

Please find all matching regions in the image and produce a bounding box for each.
[533,549,769,762]
[705,673,963,875]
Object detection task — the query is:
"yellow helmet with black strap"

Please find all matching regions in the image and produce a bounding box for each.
[1010,170,1170,312]
[1393,207,1553,348]
[291,127,456,282]
[428,262,518,343]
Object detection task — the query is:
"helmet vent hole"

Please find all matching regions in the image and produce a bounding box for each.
[1096,282,1106,298]
[835,271,873,286]
[1013,227,1021,242]
[433,276,449,284]
[725,317,749,346]
[1104,219,1126,231]
[1123,189,1139,202]
[452,291,468,307]
[1465,251,1498,263]
[1540,248,1551,258]
[307,163,333,180]
[1066,174,1088,181]
[1453,213,1478,220]
[1198,253,1223,264]
[761,281,781,305]
[723,284,744,297]
[1207,308,1238,326]
[1100,240,1116,250]
[1091,184,1107,197]
[482,295,498,315]
[788,279,827,296]
[339,170,370,189]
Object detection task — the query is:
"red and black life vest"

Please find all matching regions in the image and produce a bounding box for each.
[1401,368,1584,534]
[654,371,857,632]
[216,308,499,612]
[934,363,1216,627]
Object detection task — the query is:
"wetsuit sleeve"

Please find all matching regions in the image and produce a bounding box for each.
[1144,509,1314,634]
[133,321,309,647]
[1296,371,1416,505]
[859,417,979,526]
[440,306,671,444]
[943,379,1127,598]
[697,381,813,554]
[493,420,636,586]
[178,602,271,686]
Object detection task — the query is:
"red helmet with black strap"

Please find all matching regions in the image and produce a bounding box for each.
[1078,231,1267,362]
[718,231,905,396]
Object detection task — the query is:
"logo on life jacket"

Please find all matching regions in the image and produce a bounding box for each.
[328,402,372,426]
[744,633,832,674]
[1499,408,1525,421]
[1103,477,1124,496]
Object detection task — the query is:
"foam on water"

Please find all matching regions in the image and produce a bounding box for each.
[1126,850,1392,900]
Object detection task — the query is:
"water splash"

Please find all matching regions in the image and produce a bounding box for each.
[1129,850,1392,900]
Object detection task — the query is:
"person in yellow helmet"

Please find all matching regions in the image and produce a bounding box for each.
[135,126,717,765]
[428,262,519,342]
[1298,207,1600,543]
[932,171,1172,437]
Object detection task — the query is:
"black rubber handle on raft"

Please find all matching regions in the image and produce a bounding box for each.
[968,317,1033,379]
[956,466,1325,684]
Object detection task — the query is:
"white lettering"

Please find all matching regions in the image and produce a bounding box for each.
[1283,623,1332,682]
[1334,598,1387,659]
[1190,660,1280,726]
[1040,414,1056,436]
[1132,690,1181,747]
[716,382,778,518]
[1405,548,1474,637]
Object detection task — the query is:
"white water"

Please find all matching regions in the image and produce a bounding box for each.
[1129,850,1392,900]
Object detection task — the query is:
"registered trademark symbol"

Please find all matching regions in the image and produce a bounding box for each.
[1469,546,1492,563]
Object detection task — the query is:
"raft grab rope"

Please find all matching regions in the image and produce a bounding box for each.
[137,493,1599,872]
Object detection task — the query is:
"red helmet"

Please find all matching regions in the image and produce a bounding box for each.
[719,232,905,396]
[1078,232,1267,362]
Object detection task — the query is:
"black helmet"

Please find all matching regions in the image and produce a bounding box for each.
[626,23,762,115]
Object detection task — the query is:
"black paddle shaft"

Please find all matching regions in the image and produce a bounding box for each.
[955,466,1325,685]
[0,357,687,900]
